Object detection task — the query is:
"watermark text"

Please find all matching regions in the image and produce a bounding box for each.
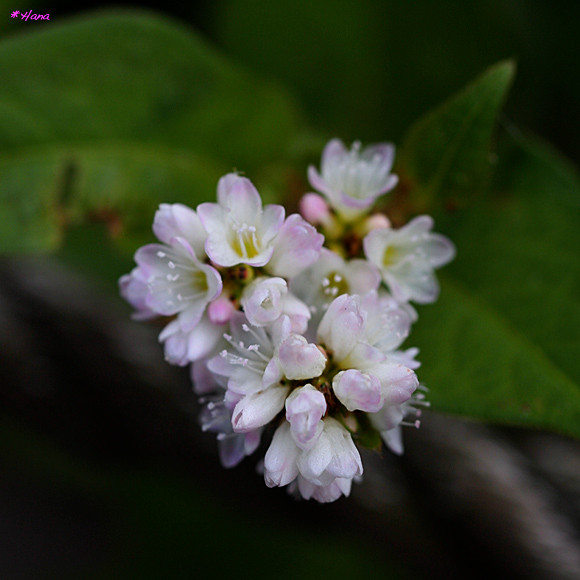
[10,10,50,21]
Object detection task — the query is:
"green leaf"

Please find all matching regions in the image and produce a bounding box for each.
[399,60,515,212]
[411,134,580,438]
[0,144,226,252]
[0,11,304,253]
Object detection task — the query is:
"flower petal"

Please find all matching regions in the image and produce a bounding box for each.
[278,334,327,380]
[332,369,383,413]
[232,385,290,432]
[264,421,300,487]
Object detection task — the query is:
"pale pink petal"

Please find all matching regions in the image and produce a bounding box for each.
[264,422,300,488]
[317,294,363,362]
[370,362,418,399]
[232,385,289,432]
[299,193,331,225]
[332,369,383,413]
[422,233,456,267]
[207,295,235,325]
[159,319,189,366]
[260,204,286,244]
[297,425,334,486]
[218,174,263,224]
[285,385,326,449]
[381,426,404,455]
[241,277,287,327]
[185,315,223,361]
[267,214,324,278]
[262,356,283,389]
[278,334,327,380]
[324,418,363,479]
[119,270,156,320]
[153,203,206,257]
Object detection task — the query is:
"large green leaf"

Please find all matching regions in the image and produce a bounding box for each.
[412,135,580,438]
[399,60,515,212]
[0,11,304,253]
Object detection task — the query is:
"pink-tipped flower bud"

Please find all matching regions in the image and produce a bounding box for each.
[208,295,235,325]
[299,193,331,226]
[364,213,391,232]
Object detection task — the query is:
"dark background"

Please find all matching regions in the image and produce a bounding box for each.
[6,0,580,164]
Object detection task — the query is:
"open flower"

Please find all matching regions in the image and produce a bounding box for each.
[363,215,456,304]
[208,313,327,434]
[198,173,285,267]
[198,173,323,274]
[308,138,399,221]
[119,204,223,364]
[290,248,380,337]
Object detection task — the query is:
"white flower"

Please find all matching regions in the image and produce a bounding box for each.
[332,369,383,413]
[119,204,223,364]
[317,293,419,417]
[285,385,327,449]
[133,238,221,320]
[208,314,326,433]
[308,138,399,221]
[296,417,363,487]
[241,277,311,333]
[197,174,323,274]
[267,214,324,278]
[198,173,285,267]
[264,421,300,488]
[264,416,362,501]
[290,248,380,338]
[363,215,456,304]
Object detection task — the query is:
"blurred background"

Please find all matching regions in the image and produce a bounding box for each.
[3,0,580,163]
[1,1,579,578]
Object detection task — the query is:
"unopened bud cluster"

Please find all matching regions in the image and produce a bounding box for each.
[120,138,455,502]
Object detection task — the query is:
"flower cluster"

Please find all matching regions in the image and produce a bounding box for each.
[120,138,455,502]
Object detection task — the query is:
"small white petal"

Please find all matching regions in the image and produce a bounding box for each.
[241,277,287,327]
[317,294,363,362]
[298,417,362,486]
[232,385,289,432]
[285,385,326,449]
[278,334,327,380]
[264,422,300,488]
[153,203,206,257]
[267,214,324,278]
[332,369,383,413]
